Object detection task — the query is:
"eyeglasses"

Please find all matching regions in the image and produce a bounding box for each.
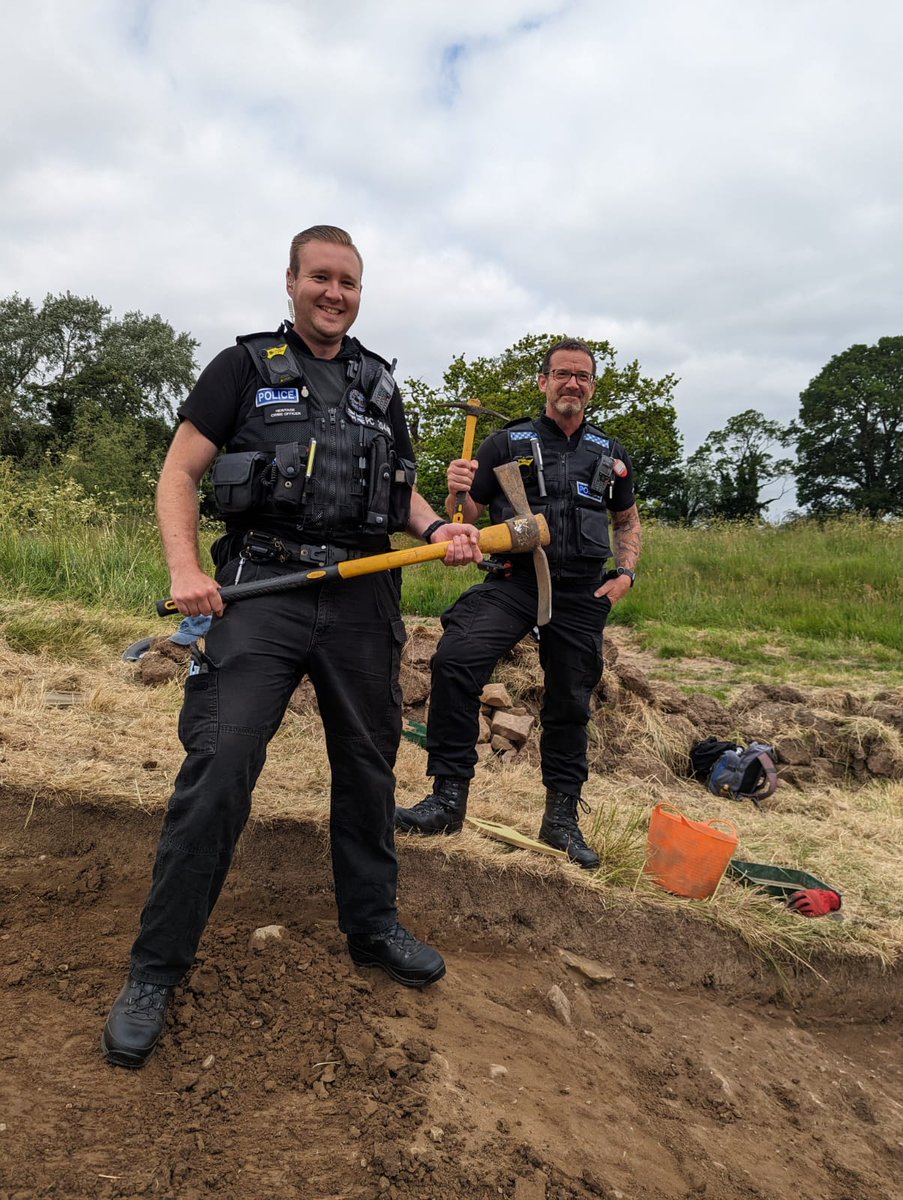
[548,369,594,384]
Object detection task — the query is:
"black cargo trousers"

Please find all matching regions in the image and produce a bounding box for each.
[130,558,407,987]
[425,572,611,796]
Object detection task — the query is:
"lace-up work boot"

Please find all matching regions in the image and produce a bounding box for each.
[538,790,601,870]
[101,975,174,1068]
[347,924,446,988]
[394,776,469,835]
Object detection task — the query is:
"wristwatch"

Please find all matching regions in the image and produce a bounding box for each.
[615,567,636,587]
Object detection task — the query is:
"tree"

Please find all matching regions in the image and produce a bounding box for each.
[793,337,903,516]
[687,409,794,521]
[0,291,198,486]
[402,334,682,513]
[664,445,719,526]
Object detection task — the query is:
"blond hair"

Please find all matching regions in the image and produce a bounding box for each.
[289,225,363,275]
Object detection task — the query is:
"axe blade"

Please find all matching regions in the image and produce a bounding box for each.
[532,547,553,626]
[493,462,553,626]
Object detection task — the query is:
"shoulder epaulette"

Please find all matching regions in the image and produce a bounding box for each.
[348,337,393,372]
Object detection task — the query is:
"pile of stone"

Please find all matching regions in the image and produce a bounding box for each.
[475,682,535,764]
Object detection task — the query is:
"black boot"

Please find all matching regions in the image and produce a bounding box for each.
[395,776,469,835]
[538,791,601,870]
[347,924,446,987]
[101,975,174,1068]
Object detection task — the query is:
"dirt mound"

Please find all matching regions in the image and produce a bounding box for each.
[2,790,902,1200]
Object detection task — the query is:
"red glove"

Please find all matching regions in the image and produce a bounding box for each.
[787,888,841,917]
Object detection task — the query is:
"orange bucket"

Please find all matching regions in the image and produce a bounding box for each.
[644,802,738,899]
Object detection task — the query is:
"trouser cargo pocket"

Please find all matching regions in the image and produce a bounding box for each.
[178,649,219,755]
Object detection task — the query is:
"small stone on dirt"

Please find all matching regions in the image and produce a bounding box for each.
[480,682,512,708]
[558,948,616,983]
[546,984,571,1026]
[249,924,288,949]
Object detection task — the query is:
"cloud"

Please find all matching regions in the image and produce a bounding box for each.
[1,0,901,494]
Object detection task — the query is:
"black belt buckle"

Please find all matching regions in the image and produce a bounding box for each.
[296,543,330,566]
[296,543,355,567]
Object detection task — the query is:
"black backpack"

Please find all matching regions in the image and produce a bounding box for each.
[690,737,778,808]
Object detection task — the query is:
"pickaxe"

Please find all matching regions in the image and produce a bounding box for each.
[156,463,553,624]
[439,398,506,522]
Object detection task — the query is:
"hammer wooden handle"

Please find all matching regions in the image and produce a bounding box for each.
[452,399,481,522]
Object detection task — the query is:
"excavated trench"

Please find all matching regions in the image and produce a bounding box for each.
[1,788,901,1200]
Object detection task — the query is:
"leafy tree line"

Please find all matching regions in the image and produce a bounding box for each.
[0,291,198,508]
[1,291,900,522]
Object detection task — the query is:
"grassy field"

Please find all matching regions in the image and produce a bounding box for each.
[1,473,901,688]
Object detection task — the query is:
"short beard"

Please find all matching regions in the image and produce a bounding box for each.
[552,396,584,418]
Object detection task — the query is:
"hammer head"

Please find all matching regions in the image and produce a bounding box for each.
[440,399,507,422]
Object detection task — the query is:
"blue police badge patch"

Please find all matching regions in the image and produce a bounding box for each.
[576,482,606,503]
[347,389,368,414]
[256,387,300,406]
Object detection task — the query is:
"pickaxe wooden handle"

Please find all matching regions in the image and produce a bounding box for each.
[155,511,550,617]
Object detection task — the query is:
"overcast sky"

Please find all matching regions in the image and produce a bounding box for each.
[2,0,900,476]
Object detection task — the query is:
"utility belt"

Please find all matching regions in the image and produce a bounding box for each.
[238,529,367,568]
[478,553,605,586]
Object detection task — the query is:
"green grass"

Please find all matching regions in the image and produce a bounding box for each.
[619,517,902,647]
[1,505,901,683]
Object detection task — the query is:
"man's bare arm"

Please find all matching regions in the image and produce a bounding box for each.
[156,421,223,616]
[595,503,642,603]
[611,503,642,572]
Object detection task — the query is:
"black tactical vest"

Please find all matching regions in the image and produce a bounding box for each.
[210,327,414,541]
[488,418,620,578]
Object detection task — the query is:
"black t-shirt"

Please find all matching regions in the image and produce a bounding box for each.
[178,324,414,461]
[471,414,636,512]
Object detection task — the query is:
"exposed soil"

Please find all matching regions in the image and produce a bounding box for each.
[1,788,901,1200]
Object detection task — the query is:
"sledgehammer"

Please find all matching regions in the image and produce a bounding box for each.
[155,484,550,619]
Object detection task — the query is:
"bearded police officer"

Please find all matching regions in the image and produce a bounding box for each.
[102,226,481,1068]
[395,338,642,867]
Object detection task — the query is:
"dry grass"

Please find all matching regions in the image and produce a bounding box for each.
[1,609,902,975]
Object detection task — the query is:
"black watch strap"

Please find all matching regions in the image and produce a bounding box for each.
[422,519,447,544]
[616,567,636,586]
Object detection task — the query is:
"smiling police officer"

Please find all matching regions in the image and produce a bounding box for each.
[395,338,642,867]
[102,225,481,1069]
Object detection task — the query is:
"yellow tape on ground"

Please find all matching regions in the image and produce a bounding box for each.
[465,816,569,860]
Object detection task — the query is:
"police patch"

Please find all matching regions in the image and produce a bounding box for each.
[347,389,368,414]
[576,482,606,503]
[256,387,300,406]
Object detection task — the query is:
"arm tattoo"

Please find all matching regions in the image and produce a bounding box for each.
[611,504,642,571]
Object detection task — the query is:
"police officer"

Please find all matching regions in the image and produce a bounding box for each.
[102,226,481,1068]
[395,338,642,867]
